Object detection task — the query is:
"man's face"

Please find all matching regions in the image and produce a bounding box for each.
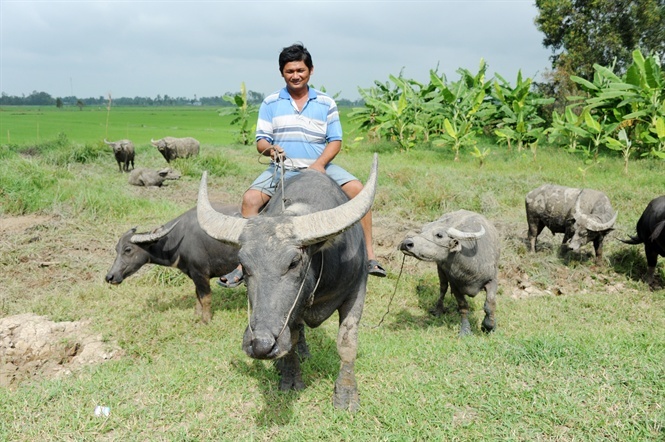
[281,61,312,95]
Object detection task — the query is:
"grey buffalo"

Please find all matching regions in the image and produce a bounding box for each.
[105,203,240,323]
[150,137,200,163]
[104,139,135,172]
[400,210,500,336]
[526,184,617,264]
[128,167,181,187]
[196,154,379,412]
[620,195,665,287]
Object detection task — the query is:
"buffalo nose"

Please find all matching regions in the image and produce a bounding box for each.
[400,239,414,252]
[251,334,277,359]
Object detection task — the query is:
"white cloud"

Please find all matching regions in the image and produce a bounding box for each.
[1,0,552,100]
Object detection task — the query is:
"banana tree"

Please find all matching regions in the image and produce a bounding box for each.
[606,128,635,173]
[348,73,424,149]
[571,49,665,159]
[219,82,257,145]
[546,106,587,152]
[492,71,554,152]
[370,92,423,151]
[429,59,493,159]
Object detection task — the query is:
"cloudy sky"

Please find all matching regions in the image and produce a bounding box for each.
[1,0,553,101]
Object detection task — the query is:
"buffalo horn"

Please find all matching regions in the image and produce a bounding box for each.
[290,153,378,245]
[447,225,486,240]
[196,154,379,247]
[581,210,618,232]
[130,220,179,244]
[197,172,247,246]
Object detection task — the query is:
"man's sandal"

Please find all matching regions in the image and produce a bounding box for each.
[217,267,244,288]
[367,259,387,277]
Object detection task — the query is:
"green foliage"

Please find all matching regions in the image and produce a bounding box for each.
[429,60,494,160]
[492,71,554,152]
[558,49,665,166]
[349,73,425,151]
[219,82,258,145]
[534,0,665,81]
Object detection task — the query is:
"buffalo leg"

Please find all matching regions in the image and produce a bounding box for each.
[452,290,472,337]
[333,289,365,412]
[481,280,497,333]
[593,235,605,264]
[195,292,212,324]
[430,266,450,317]
[644,246,659,288]
[294,322,311,360]
[276,346,305,391]
[194,279,212,323]
[527,217,544,252]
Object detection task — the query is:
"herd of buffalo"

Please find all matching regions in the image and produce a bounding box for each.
[104,147,664,411]
[104,136,198,187]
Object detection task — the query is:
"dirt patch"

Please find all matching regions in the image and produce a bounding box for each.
[0,313,123,389]
[0,214,52,234]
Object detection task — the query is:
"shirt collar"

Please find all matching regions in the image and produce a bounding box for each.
[278,87,318,101]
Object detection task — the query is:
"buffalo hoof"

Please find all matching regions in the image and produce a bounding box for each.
[459,320,472,337]
[276,358,305,391]
[279,375,305,391]
[481,317,496,333]
[429,305,448,317]
[333,383,359,412]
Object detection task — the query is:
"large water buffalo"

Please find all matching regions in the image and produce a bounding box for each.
[104,139,135,172]
[526,184,617,264]
[196,154,379,412]
[150,137,200,163]
[128,167,181,187]
[400,210,500,336]
[105,203,240,323]
[620,195,665,288]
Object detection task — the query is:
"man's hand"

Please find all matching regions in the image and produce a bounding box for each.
[308,163,326,173]
[270,145,285,162]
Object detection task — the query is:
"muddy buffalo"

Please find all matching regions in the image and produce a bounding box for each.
[400,210,500,336]
[196,154,379,411]
[621,195,665,287]
[105,204,239,323]
[104,139,135,172]
[128,167,181,187]
[150,137,200,163]
[526,184,617,264]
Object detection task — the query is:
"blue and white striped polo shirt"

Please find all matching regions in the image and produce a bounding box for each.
[255,87,343,168]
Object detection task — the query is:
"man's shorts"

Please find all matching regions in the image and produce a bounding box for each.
[248,163,357,197]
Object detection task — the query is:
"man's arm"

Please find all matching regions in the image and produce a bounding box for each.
[309,140,341,173]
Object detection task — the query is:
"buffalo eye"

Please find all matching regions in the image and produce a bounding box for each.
[123,246,133,255]
[289,256,301,270]
[435,232,444,239]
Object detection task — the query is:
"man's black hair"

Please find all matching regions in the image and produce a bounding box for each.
[279,43,313,72]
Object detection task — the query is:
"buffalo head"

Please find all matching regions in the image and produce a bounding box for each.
[105,222,178,284]
[196,156,378,361]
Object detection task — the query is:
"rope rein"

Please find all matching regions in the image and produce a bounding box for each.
[246,253,324,343]
[372,254,406,329]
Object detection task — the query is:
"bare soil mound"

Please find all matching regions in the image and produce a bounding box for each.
[0,313,122,389]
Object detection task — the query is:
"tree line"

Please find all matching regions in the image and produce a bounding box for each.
[0,90,265,107]
[0,90,365,108]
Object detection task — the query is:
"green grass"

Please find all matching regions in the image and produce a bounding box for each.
[0,107,664,441]
[0,105,237,146]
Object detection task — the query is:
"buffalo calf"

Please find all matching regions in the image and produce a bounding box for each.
[400,210,500,336]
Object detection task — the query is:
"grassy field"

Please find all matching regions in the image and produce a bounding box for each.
[0,106,664,441]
